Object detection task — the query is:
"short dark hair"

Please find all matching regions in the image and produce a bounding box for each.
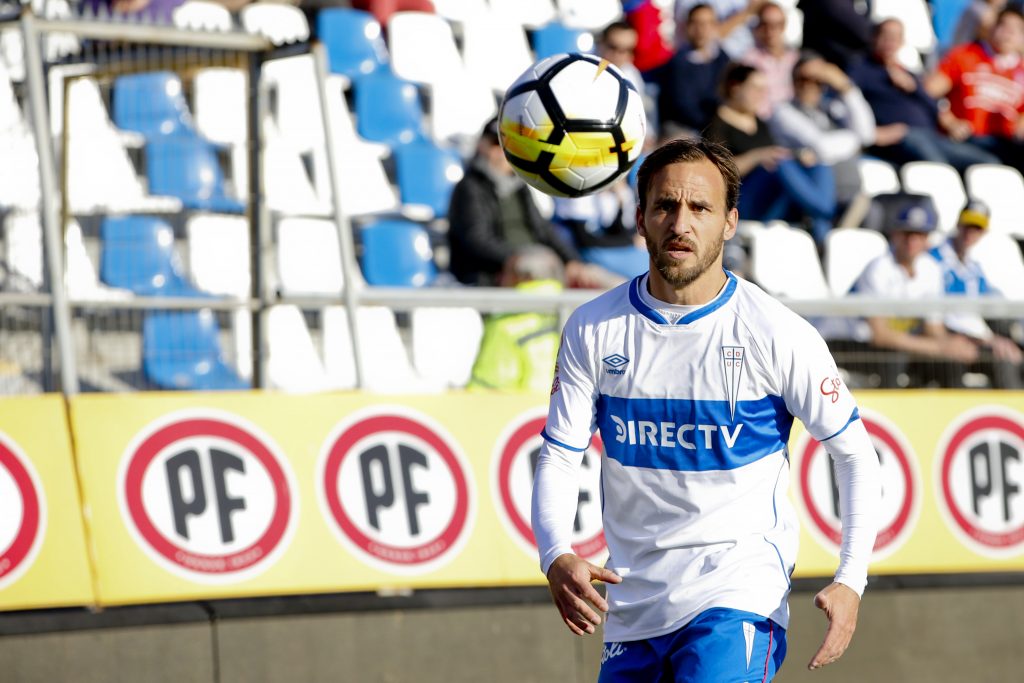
[997,5,1024,25]
[600,20,635,44]
[719,61,759,99]
[636,138,741,213]
[687,3,714,22]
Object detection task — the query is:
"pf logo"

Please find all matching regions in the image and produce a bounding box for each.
[935,406,1024,557]
[0,434,46,590]
[317,408,475,574]
[492,411,605,561]
[118,411,297,583]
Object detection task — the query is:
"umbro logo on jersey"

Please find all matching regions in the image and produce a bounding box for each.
[722,346,745,421]
[603,354,630,375]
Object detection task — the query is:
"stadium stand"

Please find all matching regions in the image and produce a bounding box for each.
[142,309,249,390]
[359,219,438,287]
[316,8,389,80]
[99,215,209,297]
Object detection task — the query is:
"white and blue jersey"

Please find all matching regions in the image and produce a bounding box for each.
[537,271,875,643]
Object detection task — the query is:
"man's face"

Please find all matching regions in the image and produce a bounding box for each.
[600,27,638,69]
[686,7,718,51]
[874,20,904,62]
[955,223,986,251]
[637,159,737,289]
[754,5,787,52]
[991,13,1024,56]
[892,229,930,265]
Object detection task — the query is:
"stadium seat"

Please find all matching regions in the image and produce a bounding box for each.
[275,217,347,296]
[172,1,232,31]
[393,140,464,219]
[532,23,595,59]
[3,211,43,290]
[389,12,465,87]
[322,305,437,392]
[146,135,246,213]
[433,0,488,22]
[490,0,557,29]
[265,304,335,393]
[143,309,250,390]
[100,215,208,297]
[824,227,889,297]
[353,72,426,146]
[964,164,1024,239]
[932,0,972,52]
[261,121,331,217]
[969,232,1024,300]
[429,76,498,142]
[411,308,484,389]
[317,8,389,79]
[462,10,535,92]
[186,214,251,298]
[65,220,133,301]
[193,67,249,198]
[114,71,194,138]
[857,157,901,196]
[240,2,310,45]
[0,64,40,212]
[900,161,965,235]
[556,0,621,30]
[64,77,182,215]
[331,144,402,216]
[750,222,830,299]
[359,220,437,287]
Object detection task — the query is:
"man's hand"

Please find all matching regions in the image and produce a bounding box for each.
[546,553,622,636]
[808,582,861,670]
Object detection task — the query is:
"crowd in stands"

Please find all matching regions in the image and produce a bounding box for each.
[2,0,1023,393]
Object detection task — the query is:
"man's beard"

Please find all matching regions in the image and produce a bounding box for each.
[645,230,724,288]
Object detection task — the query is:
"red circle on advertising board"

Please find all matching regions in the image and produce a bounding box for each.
[798,417,915,551]
[940,415,1024,549]
[321,414,470,566]
[0,441,42,582]
[496,417,606,559]
[123,418,292,575]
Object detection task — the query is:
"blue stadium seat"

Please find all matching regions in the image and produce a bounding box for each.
[931,0,972,52]
[146,135,246,213]
[532,23,592,59]
[360,220,437,286]
[354,72,426,146]
[394,140,463,218]
[100,215,209,297]
[143,309,250,390]
[113,71,194,138]
[317,8,389,79]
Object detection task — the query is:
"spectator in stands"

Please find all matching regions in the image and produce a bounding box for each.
[467,245,562,393]
[797,0,872,69]
[927,199,1023,388]
[622,0,675,73]
[674,0,765,60]
[706,62,837,245]
[771,51,876,208]
[926,6,1024,171]
[552,178,649,279]
[848,18,999,174]
[656,3,731,136]
[840,194,979,387]
[952,0,1008,46]
[741,1,798,117]
[598,20,656,135]
[447,118,617,288]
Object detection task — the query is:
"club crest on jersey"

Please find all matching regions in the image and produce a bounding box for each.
[722,346,745,421]
[602,354,630,375]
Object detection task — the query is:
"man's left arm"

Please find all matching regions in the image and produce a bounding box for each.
[777,321,881,670]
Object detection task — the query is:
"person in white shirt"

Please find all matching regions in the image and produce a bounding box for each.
[532,137,881,680]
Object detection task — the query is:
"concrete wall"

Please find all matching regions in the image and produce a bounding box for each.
[2,585,1022,682]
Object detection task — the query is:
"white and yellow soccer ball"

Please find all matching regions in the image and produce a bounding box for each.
[498,53,646,198]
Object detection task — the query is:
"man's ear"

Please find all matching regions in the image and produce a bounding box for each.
[636,204,647,237]
[724,207,739,241]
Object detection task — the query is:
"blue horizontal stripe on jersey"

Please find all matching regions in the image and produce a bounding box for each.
[595,394,793,471]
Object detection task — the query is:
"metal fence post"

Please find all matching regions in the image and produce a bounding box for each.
[21,9,79,395]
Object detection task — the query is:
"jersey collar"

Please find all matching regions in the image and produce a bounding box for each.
[628,270,737,326]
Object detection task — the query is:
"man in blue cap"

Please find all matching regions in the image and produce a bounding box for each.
[849,193,979,386]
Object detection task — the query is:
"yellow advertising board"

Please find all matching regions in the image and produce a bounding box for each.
[0,395,94,611]
[68,390,1024,607]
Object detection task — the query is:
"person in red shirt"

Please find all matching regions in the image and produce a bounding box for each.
[926,6,1024,170]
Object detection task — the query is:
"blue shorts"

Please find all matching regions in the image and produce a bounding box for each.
[598,608,786,683]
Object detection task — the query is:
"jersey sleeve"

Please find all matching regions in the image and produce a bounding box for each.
[777,318,864,451]
[543,314,598,451]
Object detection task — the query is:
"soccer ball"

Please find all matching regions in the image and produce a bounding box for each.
[498,53,646,198]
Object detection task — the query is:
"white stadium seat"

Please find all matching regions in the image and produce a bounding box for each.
[556,0,621,30]
[964,164,1024,239]
[824,227,890,297]
[173,1,232,32]
[490,0,558,29]
[871,0,936,54]
[266,304,335,393]
[275,217,345,297]
[900,161,966,234]
[187,214,251,299]
[969,232,1024,300]
[462,10,535,93]
[411,308,485,389]
[857,158,901,197]
[389,12,464,87]
[751,222,830,299]
[241,2,310,45]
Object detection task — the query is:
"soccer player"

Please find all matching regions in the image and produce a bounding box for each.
[531,138,881,680]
